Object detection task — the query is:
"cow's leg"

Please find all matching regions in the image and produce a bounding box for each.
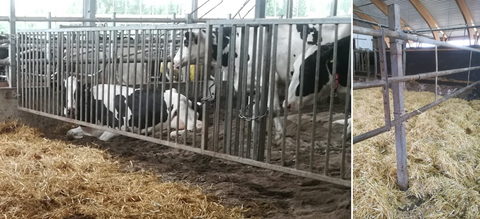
[66,126,105,140]
[270,81,284,141]
[97,131,119,141]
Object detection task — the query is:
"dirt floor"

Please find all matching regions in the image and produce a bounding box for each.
[28,99,351,219]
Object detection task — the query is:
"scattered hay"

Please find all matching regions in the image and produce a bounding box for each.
[353,88,480,218]
[0,121,245,219]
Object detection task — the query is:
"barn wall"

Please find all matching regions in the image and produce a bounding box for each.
[0,88,18,122]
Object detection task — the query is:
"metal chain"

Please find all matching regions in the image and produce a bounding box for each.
[238,102,270,121]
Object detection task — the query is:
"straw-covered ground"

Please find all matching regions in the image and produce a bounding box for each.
[0,116,351,218]
[0,121,243,219]
[353,88,480,218]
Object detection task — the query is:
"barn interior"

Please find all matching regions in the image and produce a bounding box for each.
[353,0,480,218]
[0,0,352,218]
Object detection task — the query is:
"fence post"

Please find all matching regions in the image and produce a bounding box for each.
[8,0,16,89]
[388,4,409,191]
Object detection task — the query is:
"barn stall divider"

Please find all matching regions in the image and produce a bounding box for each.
[14,17,351,188]
[353,4,480,191]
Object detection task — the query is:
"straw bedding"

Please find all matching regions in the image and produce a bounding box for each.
[353,88,480,218]
[0,121,244,219]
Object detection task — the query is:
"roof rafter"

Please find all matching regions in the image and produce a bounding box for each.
[408,0,447,41]
[353,4,390,46]
[455,0,478,45]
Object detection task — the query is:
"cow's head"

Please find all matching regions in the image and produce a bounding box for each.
[62,75,80,115]
[173,30,208,70]
[163,88,203,131]
[173,27,233,70]
[283,35,350,112]
[61,75,90,118]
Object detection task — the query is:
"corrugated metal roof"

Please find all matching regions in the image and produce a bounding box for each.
[353,0,480,41]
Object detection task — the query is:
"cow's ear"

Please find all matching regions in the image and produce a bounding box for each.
[184,31,198,44]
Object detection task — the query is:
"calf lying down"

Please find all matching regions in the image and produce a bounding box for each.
[62,76,203,141]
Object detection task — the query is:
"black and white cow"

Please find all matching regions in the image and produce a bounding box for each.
[61,76,204,141]
[283,34,351,111]
[284,35,351,139]
[172,23,351,137]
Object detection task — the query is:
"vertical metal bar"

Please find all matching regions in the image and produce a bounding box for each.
[131,30,139,134]
[202,23,214,151]
[310,24,323,172]
[192,27,202,148]
[33,32,38,111]
[138,30,146,135]
[167,29,176,142]
[175,29,184,143]
[151,29,160,138]
[160,29,169,141]
[252,26,264,161]
[55,33,62,116]
[59,33,66,117]
[325,24,339,176]
[94,32,101,126]
[246,26,259,159]
[239,26,250,157]
[42,32,48,113]
[286,0,293,18]
[435,46,438,101]
[225,25,237,155]
[254,0,266,18]
[374,38,378,79]
[102,31,109,128]
[266,24,278,163]
[388,4,409,191]
[257,24,273,162]
[296,25,308,170]
[378,33,391,128]
[281,24,293,166]
[214,26,224,152]
[340,40,352,179]
[183,29,191,144]
[330,0,338,16]
[8,0,16,89]
[467,51,472,86]
[145,29,153,137]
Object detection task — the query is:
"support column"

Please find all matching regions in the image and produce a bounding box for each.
[286,0,293,18]
[8,0,16,88]
[388,4,409,191]
[83,0,97,27]
[255,0,265,18]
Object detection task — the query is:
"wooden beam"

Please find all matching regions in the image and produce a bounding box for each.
[408,0,446,41]
[455,0,477,45]
[353,4,390,46]
[369,0,412,32]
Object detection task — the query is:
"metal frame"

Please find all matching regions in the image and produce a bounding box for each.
[6,0,351,187]
[353,4,480,191]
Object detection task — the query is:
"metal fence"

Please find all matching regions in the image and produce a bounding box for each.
[352,4,480,191]
[15,16,351,187]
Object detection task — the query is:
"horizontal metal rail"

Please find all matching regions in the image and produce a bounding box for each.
[354,66,480,90]
[207,17,351,25]
[18,107,350,187]
[353,79,480,144]
[17,57,173,64]
[17,24,207,33]
[0,16,222,23]
[353,26,480,53]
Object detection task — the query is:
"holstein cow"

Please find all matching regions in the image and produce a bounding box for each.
[173,23,351,137]
[283,35,351,138]
[61,76,203,141]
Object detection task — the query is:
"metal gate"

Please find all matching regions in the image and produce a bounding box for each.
[16,17,351,187]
